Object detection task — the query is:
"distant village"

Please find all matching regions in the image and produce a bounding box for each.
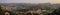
[0,3,60,15]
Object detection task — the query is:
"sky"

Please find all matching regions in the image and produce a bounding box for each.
[1,0,49,3]
[1,0,60,4]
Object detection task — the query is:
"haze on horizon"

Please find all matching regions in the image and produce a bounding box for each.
[1,0,60,4]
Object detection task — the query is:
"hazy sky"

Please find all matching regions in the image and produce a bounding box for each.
[1,0,60,4]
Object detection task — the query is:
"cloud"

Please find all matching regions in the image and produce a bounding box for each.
[49,0,60,4]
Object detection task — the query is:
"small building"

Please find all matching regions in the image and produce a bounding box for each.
[5,12,10,15]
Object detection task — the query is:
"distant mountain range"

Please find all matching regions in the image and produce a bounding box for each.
[1,3,60,12]
[0,3,60,8]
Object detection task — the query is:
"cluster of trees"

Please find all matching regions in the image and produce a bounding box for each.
[0,5,2,15]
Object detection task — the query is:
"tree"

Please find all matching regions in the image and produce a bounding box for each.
[0,5,3,15]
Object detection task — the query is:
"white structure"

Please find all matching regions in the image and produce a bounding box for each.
[5,12,10,15]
